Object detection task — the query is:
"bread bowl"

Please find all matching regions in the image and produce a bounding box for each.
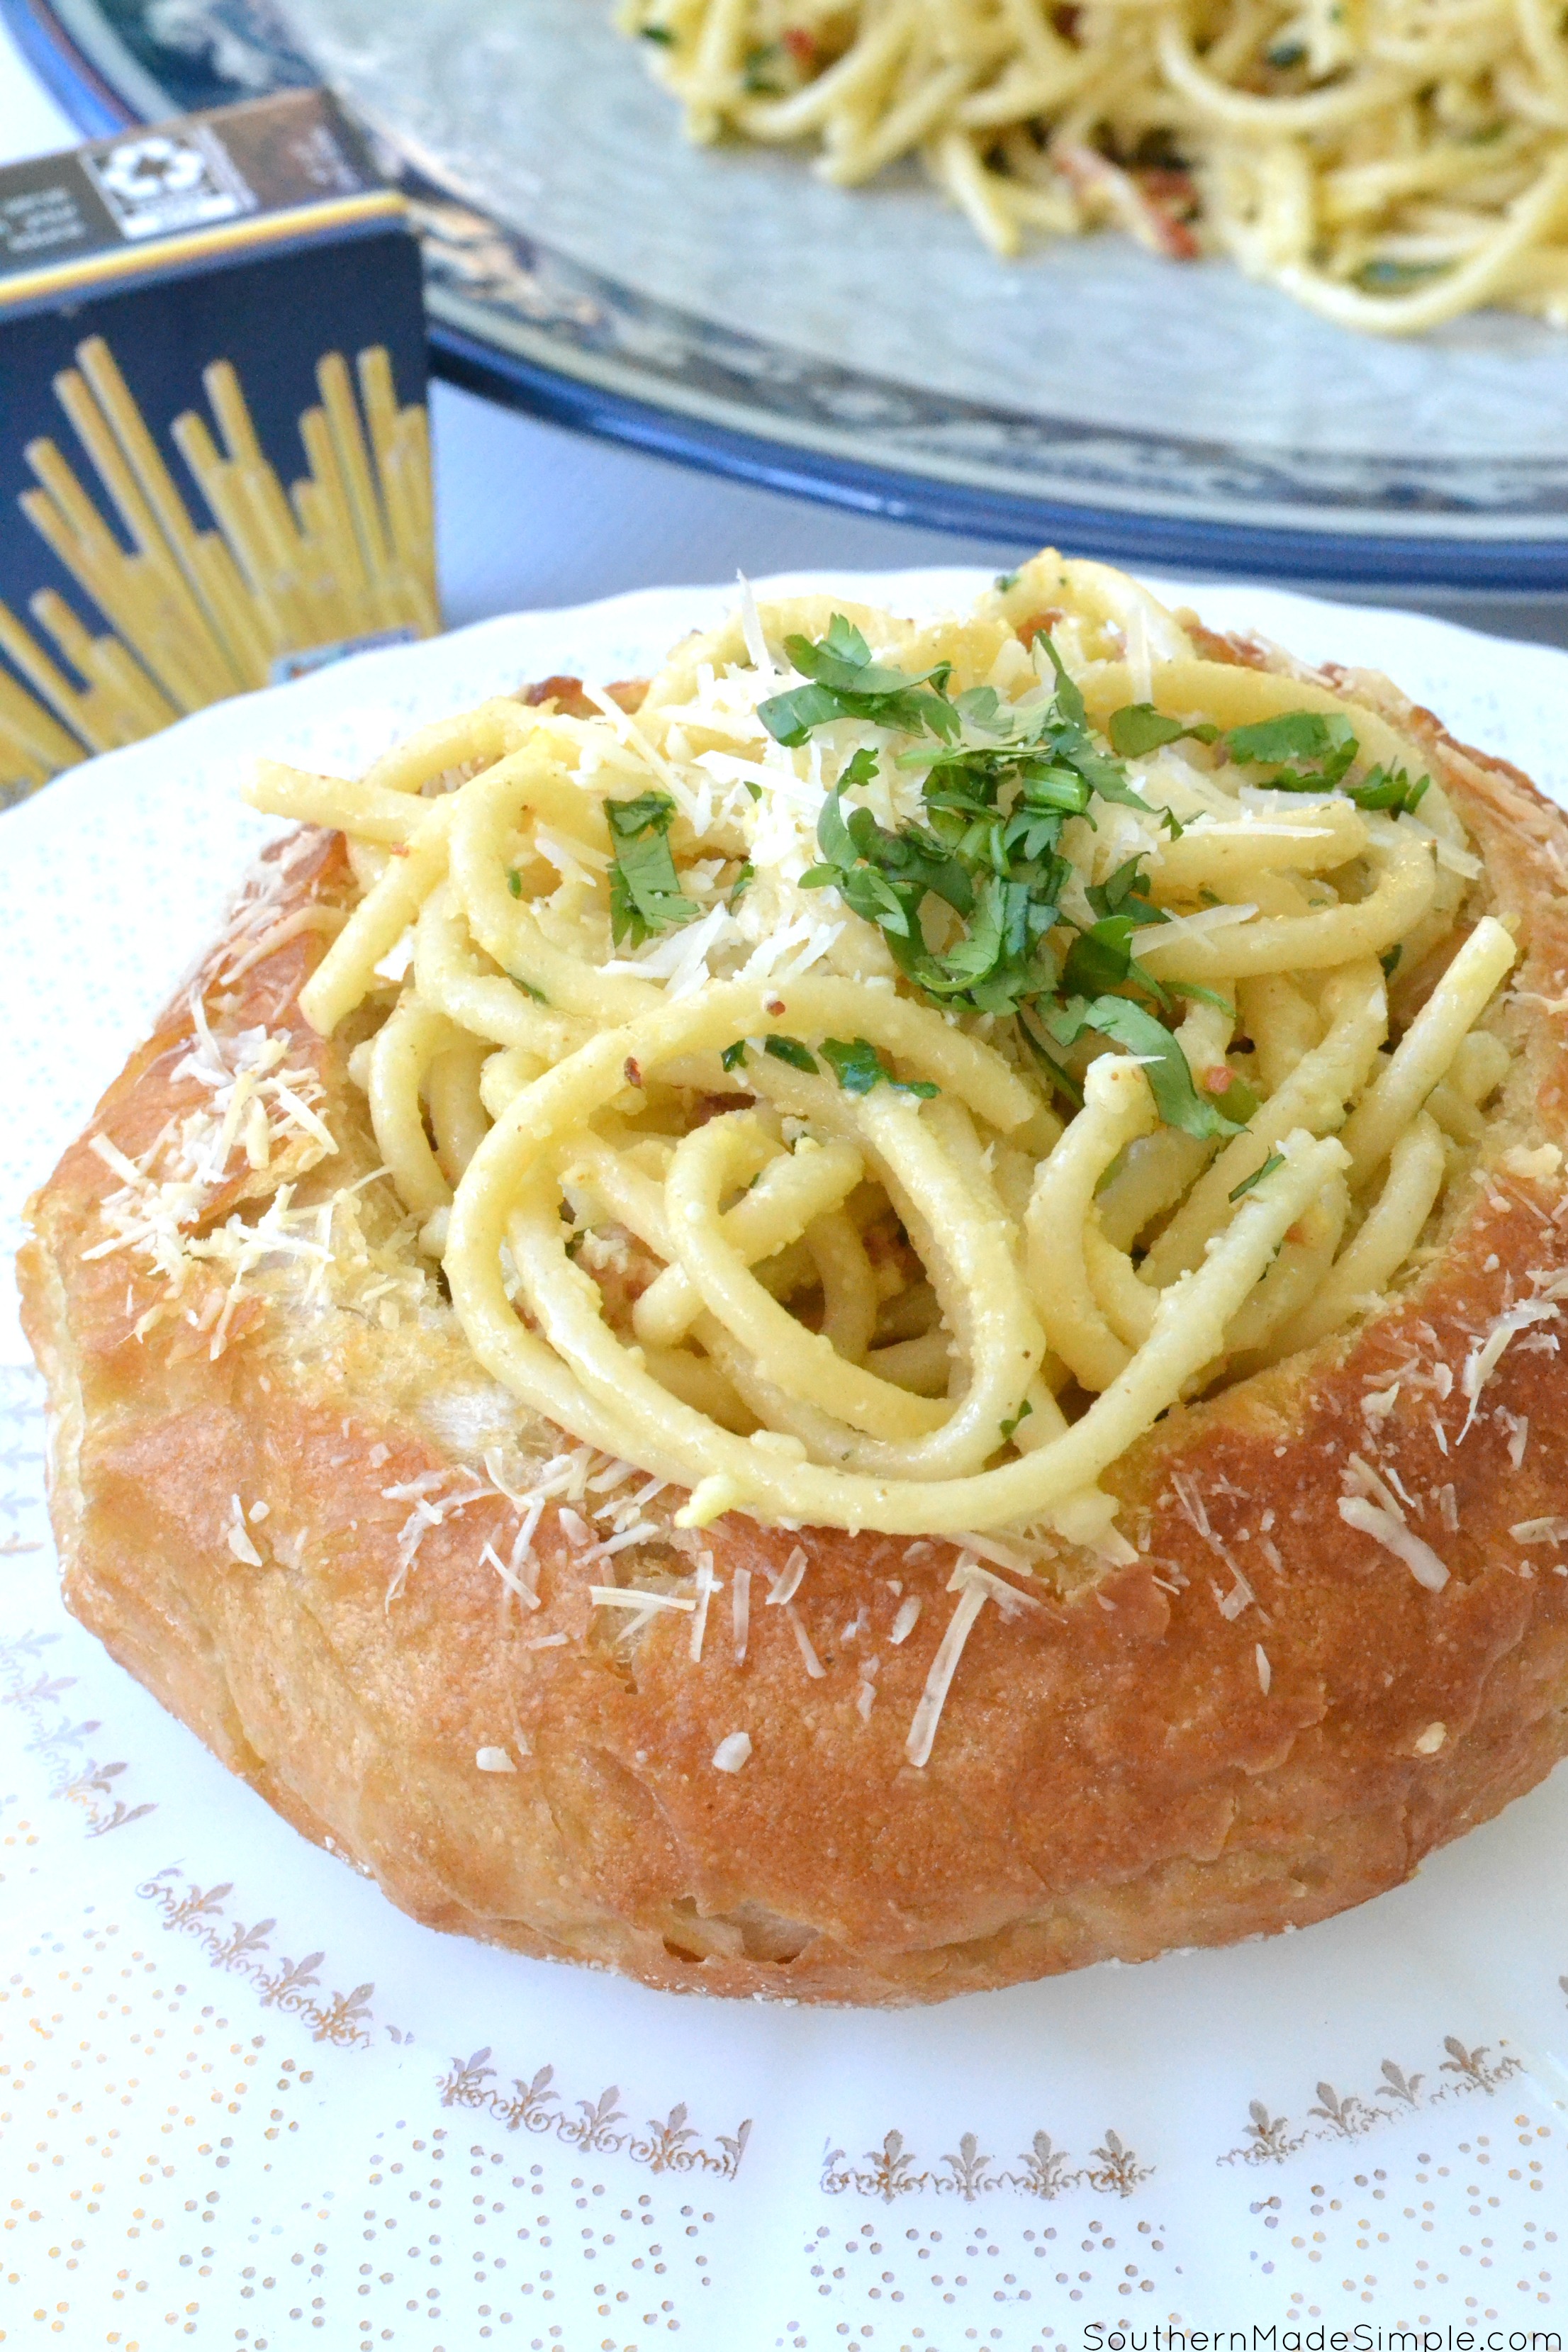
[20,552,1568,2006]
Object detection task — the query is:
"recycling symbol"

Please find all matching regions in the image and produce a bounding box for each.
[98,135,212,206]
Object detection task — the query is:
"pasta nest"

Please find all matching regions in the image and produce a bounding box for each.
[247,553,1514,1572]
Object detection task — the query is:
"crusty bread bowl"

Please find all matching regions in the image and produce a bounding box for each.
[21,579,1568,2005]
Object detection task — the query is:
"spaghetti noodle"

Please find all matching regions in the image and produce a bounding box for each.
[620,0,1568,332]
[245,552,1516,1545]
[0,337,437,801]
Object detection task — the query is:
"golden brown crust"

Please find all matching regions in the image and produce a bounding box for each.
[21,668,1568,2005]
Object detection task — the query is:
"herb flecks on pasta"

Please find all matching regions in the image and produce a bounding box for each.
[243,551,1515,1549]
[620,0,1568,335]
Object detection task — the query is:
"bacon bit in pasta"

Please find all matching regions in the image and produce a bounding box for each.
[1054,144,1201,262]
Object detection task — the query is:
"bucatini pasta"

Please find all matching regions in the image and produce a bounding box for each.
[242,551,1515,1550]
[619,0,1568,332]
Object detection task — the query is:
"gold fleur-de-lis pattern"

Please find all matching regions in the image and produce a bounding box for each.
[4,1340,1567,2338]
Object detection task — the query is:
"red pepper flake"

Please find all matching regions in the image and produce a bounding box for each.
[624,1057,645,1090]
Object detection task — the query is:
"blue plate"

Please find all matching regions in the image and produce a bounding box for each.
[10,0,1568,590]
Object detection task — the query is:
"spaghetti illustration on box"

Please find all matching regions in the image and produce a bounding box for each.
[0,91,439,804]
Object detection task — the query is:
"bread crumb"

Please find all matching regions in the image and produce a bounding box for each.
[476,1746,515,1773]
[1503,1143,1562,1181]
[712,1731,752,1773]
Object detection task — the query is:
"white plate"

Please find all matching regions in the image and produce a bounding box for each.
[5,572,1568,2346]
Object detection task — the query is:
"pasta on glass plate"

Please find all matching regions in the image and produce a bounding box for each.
[18,551,1568,2007]
[25,0,1568,578]
[627,0,1568,335]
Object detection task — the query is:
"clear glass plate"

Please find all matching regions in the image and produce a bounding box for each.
[15,0,1568,586]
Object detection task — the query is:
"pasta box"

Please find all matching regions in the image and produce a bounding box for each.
[0,85,437,802]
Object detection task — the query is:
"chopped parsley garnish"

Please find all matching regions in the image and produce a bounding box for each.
[1347,763,1430,817]
[741,40,784,89]
[1380,944,1402,980]
[820,1036,938,1099]
[1225,710,1358,787]
[783,621,1187,1025]
[994,569,1021,593]
[749,626,1424,1148]
[757,615,954,747]
[1046,995,1243,1143]
[1221,709,1430,812]
[605,790,700,948]
[511,975,548,1003]
[639,20,675,38]
[506,866,525,898]
[1355,258,1451,291]
[727,861,756,909]
[999,1397,1033,1441]
[763,1035,818,1073]
[1229,1150,1285,1202]
[721,1039,749,1072]
[1107,702,1217,758]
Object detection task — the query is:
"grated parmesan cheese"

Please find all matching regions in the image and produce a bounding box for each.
[225,1494,263,1566]
[783,1603,826,1679]
[712,1731,753,1773]
[1511,1516,1568,1544]
[475,1746,516,1773]
[766,1545,810,1608]
[588,1586,695,1612]
[888,1595,923,1646]
[688,1554,716,1661]
[1337,1495,1449,1591]
[905,1584,987,1768]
